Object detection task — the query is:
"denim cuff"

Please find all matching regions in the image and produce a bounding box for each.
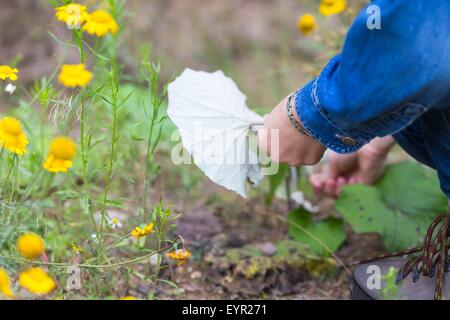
[295,80,370,154]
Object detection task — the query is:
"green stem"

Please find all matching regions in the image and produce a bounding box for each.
[80,93,87,178]
[9,155,19,202]
[99,72,119,250]
[20,169,44,201]
[74,28,97,241]
[2,155,16,197]
[41,172,55,198]
[0,242,176,269]
[153,221,165,281]
[0,146,5,179]
[142,59,165,220]
[87,233,131,264]
[142,110,156,216]
[74,29,86,64]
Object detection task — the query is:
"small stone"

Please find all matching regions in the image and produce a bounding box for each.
[190,271,202,279]
[257,242,277,256]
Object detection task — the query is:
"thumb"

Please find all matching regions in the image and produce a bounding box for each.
[256,115,270,153]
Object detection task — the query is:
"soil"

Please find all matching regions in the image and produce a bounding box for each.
[148,194,384,300]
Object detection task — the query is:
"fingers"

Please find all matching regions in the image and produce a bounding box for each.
[310,162,340,196]
[310,171,360,198]
[310,173,325,194]
[334,176,347,197]
[325,177,336,196]
[310,146,387,198]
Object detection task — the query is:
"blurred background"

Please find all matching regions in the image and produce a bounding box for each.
[1,0,360,110]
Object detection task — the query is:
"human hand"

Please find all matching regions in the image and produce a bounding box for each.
[310,136,395,197]
[257,96,326,166]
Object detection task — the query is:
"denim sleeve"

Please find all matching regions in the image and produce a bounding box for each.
[295,0,450,153]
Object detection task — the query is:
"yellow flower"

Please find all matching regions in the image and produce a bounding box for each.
[0,268,14,299]
[55,3,89,28]
[71,244,83,254]
[296,14,318,36]
[0,117,29,156]
[82,10,119,37]
[120,295,139,300]
[319,0,347,16]
[131,223,154,238]
[19,267,56,295]
[16,233,45,260]
[0,65,19,81]
[58,64,93,88]
[166,249,191,266]
[43,136,77,173]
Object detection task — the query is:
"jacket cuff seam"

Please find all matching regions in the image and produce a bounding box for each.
[295,82,369,154]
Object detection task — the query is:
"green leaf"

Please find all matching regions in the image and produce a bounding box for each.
[287,208,345,256]
[130,135,144,142]
[55,189,79,200]
[105,198,127,209]
[336,162,448,252]
[265,163,289,204]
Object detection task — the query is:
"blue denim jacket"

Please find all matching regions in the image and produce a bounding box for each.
[294,0,450,197]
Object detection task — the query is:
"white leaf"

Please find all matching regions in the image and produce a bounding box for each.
[168,69,263,197]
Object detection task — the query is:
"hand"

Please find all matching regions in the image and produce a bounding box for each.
[257,96,326,166]
[310,136,395,197]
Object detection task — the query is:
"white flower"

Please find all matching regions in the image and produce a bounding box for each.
[5,83,16,95]
[94,210,126,230]
[291,191,320,213]
[109,217,122,229]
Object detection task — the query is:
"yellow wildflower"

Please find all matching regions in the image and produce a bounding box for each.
[43,136,76,173]
[0,268,14,299]
[120,295,139,300]
[319,0,347,16]
[17,233,45,260]
[296,14,318,36]
[19,267,56,295]
[82,10,119,37]
[131,223,154,238]
[0,65,19,81]
[58,64,93,88]
[166,249,192,266]
[71,244,83,254]
[55,3,89,28]
[0,117,29,156]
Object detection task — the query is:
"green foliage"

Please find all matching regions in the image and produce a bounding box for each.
[381,267,401,300]
[287,208,345,256]
[0,0,185,300]
[336,162,447,251]
[265,163,289,204]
